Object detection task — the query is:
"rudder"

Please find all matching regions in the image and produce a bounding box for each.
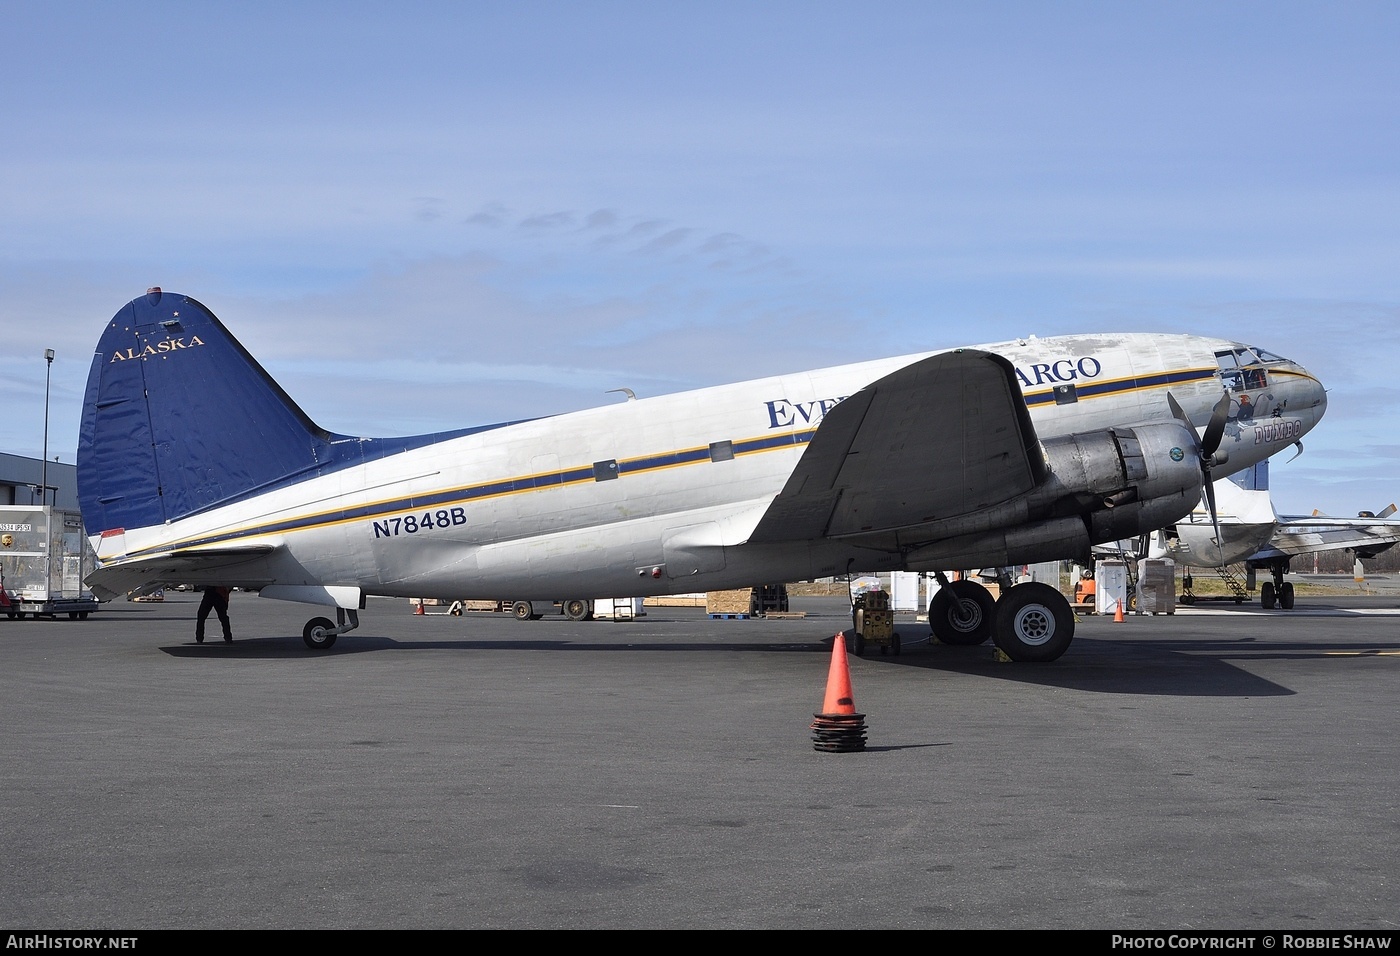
[77,289,335,534]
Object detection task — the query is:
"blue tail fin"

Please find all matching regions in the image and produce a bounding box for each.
[77,289,491,535]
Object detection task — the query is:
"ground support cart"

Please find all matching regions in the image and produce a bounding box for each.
[850,589,899,656]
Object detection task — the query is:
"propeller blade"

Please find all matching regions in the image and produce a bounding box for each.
[1203,475,1224,565]
[1166,392,1203,458]
[1285,440,1304,463]
[1200,391,1231,460]
[1169,390,1230,567]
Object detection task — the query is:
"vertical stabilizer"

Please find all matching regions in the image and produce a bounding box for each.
[77,289,335,534]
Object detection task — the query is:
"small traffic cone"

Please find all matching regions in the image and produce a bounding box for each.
[811,633,867,753]
[1114,599,1124,623]
[414,599,425,615]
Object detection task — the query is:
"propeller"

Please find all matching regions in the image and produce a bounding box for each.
[1168,391,1232,565]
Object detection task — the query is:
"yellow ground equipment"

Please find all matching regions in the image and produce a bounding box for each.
[850,589,900,656]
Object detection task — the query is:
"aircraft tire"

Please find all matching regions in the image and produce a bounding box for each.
[563,599,592,622]
[302,617,338,650]
[1279,582,1295,610]
[992,582,1074,663]
[1261,582,1276,609]
[928,580,995,645]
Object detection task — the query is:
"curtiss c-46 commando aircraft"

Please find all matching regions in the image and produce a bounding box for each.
[76,289,1327,660]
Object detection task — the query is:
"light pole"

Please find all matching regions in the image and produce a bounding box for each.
[42,348,54,508]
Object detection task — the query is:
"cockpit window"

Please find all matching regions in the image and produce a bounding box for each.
[1215,347,1269,391]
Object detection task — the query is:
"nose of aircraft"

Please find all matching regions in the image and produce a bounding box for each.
[1291,360,1327,420]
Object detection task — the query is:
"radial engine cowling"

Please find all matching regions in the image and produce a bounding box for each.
[904,419,1210,571]
[1039,419,1205,544]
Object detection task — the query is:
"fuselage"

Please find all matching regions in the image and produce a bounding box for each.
[89,331,1326,605]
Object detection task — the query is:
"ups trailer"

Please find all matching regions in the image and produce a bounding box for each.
[0,506,100,620]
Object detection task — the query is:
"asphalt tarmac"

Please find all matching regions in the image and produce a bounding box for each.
[2,587,1398,931]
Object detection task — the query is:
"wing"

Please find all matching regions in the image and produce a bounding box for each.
[1253,513,1400,563]
[85,545,278,601]
[748,349,1042,544]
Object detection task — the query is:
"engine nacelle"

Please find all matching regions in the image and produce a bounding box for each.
[1038,420,1203,516]
[904,419,1204,569]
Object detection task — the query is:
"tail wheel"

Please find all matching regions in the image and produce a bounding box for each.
[302,617,338,650]
[928,579,995,645]
[992,583,1074,663]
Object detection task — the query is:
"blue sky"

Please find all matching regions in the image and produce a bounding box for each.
[2,1,1397,517]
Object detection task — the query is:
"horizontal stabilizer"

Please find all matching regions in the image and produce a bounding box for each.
[85,545,277,601]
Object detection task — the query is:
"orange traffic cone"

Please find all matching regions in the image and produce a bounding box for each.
[414,599,425,615]
[811,633,867,752]
[1114,599,1124,623]
[822,633,857,714]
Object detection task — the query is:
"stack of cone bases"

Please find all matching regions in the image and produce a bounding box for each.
[811,633,867,752]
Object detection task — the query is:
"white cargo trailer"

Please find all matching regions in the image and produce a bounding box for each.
[0,506,100,620]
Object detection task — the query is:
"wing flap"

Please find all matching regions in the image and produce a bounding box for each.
[749,349,1041,543]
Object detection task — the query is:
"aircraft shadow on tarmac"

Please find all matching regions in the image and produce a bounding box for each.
[143,625,1400,699]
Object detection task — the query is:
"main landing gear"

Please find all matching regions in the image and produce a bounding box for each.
[1257,558,1295,610]
[927,575,1075,662]
[302,607,361,649]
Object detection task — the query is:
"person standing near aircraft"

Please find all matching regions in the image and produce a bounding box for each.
[195,586,233,644]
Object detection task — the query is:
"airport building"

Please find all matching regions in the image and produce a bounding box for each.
[0,451,80,511]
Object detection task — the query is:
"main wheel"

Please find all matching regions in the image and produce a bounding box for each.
[302,617,338,650]
[563,599,592,621]
[1279,582,1295,610]
[1261,581,1276,609]
[992,582,1074,663]
[928,580,996,645]
[512,601,534,621]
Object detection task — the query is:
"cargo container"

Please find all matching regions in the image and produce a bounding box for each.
[0,506,100,619]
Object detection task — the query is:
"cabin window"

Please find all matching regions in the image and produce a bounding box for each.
[709,440,735,462]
